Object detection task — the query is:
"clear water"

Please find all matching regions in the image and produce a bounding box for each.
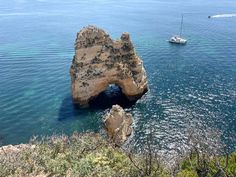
[0,0,235,151]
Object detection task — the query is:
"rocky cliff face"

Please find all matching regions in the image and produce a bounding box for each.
[70,25,148,107]
[104,105,133,146]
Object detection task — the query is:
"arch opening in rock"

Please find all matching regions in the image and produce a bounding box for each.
[70,26,148,107]
[89,84,136,109]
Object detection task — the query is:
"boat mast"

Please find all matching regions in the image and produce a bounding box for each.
[180,14,183,37]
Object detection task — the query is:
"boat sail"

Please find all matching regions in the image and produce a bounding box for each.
[169,14,187,44]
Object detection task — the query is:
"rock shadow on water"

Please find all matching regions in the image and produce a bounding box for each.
[58,85,136,121]
[0,133,5,146]
[58,96,89,121]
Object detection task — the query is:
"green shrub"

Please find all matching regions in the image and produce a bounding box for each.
[0,133,139,177]
[177,150,236,177]
[177,169,198,177]
[0,132,235,177]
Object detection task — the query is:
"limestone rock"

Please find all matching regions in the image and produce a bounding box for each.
[104,105,133,146]
[0,144,34,155]
[70,25,148,107]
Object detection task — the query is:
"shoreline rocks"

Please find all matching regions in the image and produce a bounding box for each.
[104,105,133,146]
[0,144,34,155]
[70,25,148,107]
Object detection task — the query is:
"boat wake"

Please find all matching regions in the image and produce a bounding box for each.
[210,13,236,18]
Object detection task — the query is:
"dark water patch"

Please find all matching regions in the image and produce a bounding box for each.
[0,134,5,146]
[58,96,83,121]
[57,95,105,122]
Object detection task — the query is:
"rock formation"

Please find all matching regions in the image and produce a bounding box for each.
[70,25,148,107]
[0,144,34,155]
[104,105,133,146]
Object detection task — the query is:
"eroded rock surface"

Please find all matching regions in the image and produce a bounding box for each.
[70,25,148,107]
[0,144,34,155]
[104,105,133,146]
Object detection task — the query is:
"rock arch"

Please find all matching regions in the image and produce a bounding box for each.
[70,26,148,107]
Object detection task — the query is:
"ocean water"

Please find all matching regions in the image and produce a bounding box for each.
[0,0,235,151]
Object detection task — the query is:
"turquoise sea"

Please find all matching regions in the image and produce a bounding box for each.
[0,0,235,151]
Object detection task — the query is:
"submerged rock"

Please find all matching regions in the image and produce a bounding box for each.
[70,25,148,107]
[104,105,133,146]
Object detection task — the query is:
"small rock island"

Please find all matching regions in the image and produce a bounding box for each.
[104,105,133,146]
[70,25,148,107]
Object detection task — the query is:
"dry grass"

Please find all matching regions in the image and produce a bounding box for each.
[0,132,235,177]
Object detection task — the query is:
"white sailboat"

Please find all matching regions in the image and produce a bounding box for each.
[169,14,187,44]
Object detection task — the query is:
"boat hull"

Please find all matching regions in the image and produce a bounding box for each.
[168,36,187,44]
[169,40,187,44]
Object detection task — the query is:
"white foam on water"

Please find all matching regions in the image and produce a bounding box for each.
[210,13,236,18]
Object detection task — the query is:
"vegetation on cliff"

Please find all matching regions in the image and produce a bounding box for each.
[0,132,235,177]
